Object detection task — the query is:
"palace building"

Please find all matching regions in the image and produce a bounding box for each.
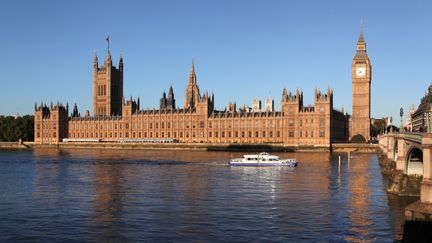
[34,30,371,146]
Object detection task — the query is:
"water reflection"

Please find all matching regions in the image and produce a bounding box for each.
[346,153,374,242]
[0,149,418,241]
[91,162,125,240]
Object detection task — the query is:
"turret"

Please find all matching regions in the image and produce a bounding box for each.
[119,54,123,72]
[93,52,98,69]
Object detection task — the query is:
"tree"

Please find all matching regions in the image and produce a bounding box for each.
[350,134,366,143]
[0,115,34,141]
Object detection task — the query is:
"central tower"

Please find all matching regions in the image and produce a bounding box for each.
[184,59,200,109]
[350,29,371,140]
[93,38,123,116]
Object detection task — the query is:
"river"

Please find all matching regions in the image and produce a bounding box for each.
[0,149,417,242]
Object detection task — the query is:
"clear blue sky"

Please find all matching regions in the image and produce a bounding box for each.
[1,0,431,122]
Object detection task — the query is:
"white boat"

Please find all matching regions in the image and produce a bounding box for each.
[229,152,298,167]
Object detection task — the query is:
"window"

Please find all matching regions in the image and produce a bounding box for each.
[262,131,266,137]
[209,132,212,138]
[320,131,325,137]
[320,118,325,128]
[289,119,294,127]
[289,131,294,137]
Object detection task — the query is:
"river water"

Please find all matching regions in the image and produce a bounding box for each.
[0,149,417,242]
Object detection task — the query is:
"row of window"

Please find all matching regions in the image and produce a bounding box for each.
[97,85,107,96]
[69,130,287,140]
[209,131,281,138]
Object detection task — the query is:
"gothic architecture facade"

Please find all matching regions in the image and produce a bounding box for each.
[350,30,372,140]
[34,30,371,146]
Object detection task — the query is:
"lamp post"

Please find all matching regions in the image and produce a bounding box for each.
[400,107,403,132]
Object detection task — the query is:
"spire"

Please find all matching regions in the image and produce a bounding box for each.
[105,35,112,63]
[358,30,365,44]
[356,21,367,52]
[168,85,174,98]
[358,19,365,42]
[189,58,196,84]
[119,53,123,71]
[106,35,110,55]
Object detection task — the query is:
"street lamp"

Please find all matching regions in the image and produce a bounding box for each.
[400,107,403,132]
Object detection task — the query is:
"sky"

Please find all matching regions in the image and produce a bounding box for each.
[0,0,431,123]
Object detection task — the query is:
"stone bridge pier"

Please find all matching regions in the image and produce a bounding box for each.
[406,133,432,221]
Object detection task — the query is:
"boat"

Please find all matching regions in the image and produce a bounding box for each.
[229,152,298,167]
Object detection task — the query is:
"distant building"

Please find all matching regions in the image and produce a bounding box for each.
[265,98,274,112]
[405,104,416,131]
[412,84,432,132]
[252,99,261,112]
[228,102,236,112]
[239,105,251,113]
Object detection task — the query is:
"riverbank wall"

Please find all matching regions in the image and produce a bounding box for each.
[0,142,33,149]
[376,148,422,197]
[1,141,379,152]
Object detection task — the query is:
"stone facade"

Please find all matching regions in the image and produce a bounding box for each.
[350,31,371,141]
[412,84,432,132]
[93,50,123,117]
[34,32,373,146]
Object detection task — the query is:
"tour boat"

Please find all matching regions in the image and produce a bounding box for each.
[229,152,298,167]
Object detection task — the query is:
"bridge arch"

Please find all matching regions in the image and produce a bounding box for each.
[405,146,423,176]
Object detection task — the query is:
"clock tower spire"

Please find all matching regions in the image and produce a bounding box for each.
[350,26,371,141]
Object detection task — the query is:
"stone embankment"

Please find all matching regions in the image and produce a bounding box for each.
[0,142,33,149]
[377,148,422,197]
[29,142,379,152]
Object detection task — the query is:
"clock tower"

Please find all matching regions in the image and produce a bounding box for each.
[350,29,371,141]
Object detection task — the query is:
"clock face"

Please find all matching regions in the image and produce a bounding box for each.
[356,67,366,77]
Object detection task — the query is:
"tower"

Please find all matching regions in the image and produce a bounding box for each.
[184,59,200,110]
[350,27,371,140]
[93,37,124,116]
[167,85,176,110]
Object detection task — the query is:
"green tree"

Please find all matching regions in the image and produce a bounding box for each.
[350,134,366,143]
[0,115,34,141]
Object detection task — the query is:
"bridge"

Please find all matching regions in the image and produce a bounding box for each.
[379,132,432,221]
